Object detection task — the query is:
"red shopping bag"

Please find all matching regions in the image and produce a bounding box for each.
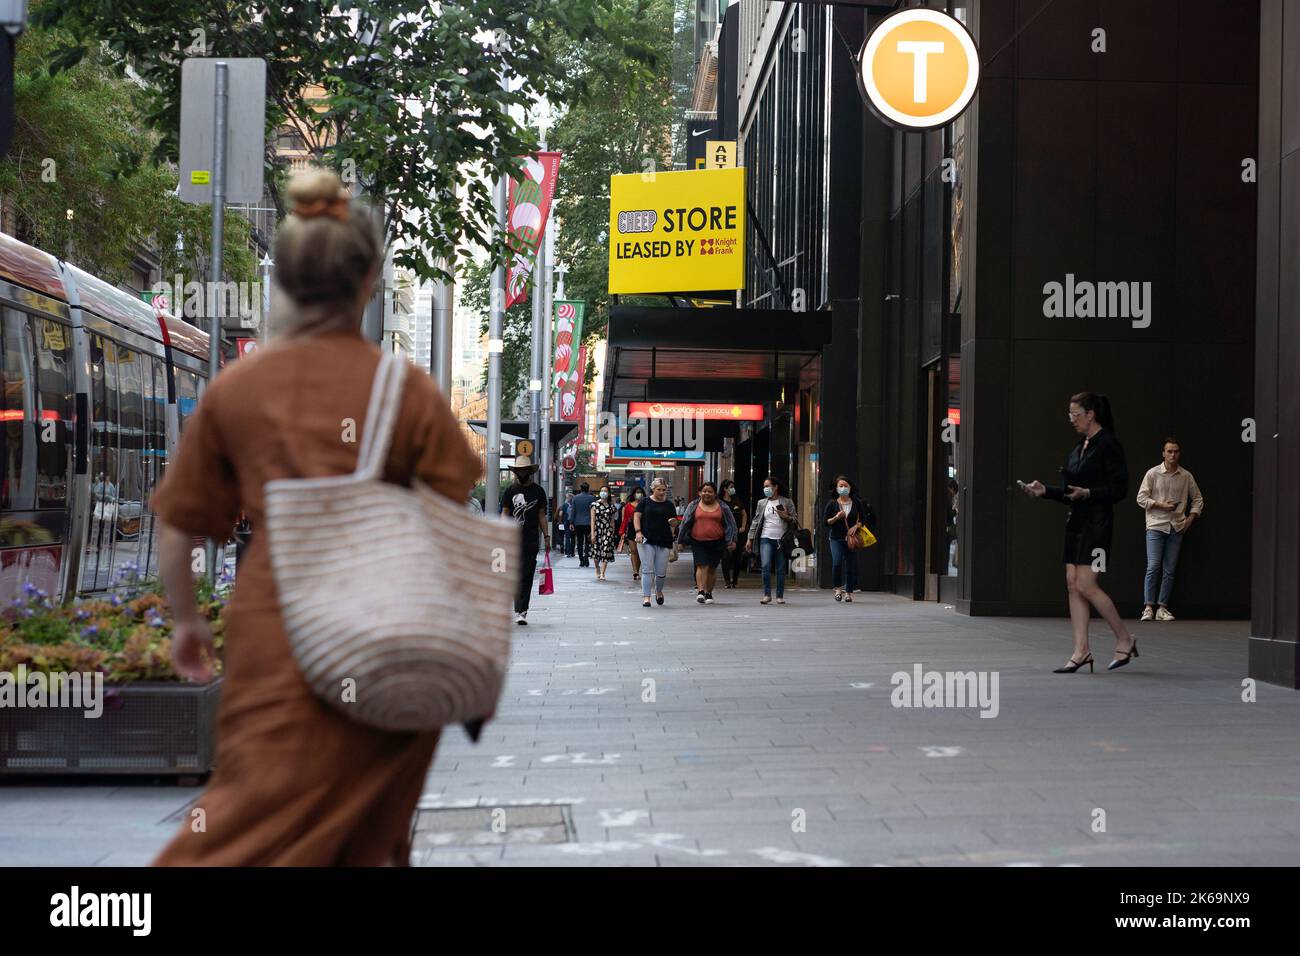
[538,550,554,595]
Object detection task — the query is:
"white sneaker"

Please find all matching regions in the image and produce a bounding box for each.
[515,611,528,626]
[1156,607,1175,622]
[1140,607,1154,622]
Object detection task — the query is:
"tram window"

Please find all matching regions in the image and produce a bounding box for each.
[1,310,35,510]
[32,316,74,507]
[117,344,144,505]
[176,368,199,433]
[84,334,122,592]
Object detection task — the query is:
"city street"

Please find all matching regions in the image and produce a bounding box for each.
[5,552,1300,867]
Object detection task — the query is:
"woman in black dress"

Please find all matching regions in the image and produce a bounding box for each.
[1023,392,1138,673]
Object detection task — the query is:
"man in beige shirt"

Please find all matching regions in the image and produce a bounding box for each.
[1136,438,1205,621]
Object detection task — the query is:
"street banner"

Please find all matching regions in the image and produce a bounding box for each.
[505,151,562,308]
[553,300,586,422]
[576,344,588,440]
[608,166,745,294]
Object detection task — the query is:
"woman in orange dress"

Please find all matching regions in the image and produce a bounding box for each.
[149,169,480,865]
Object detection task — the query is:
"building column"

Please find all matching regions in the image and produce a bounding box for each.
[1249,0,1300,687]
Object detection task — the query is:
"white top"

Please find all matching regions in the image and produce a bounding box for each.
[1136,463,1204,533]
[839,501,852,517]
[762,499,785,539]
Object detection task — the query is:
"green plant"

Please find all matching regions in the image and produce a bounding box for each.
[0,567,228,684]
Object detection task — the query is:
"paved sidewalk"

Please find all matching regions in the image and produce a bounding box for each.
[417,548,1300,866]
[4,548,1298,867]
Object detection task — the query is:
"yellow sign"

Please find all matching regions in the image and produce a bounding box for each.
[858,8,979,130]
[608,167,745,294]
[516,439,534,457]
[704,140,735,169]
[190,170,211,184]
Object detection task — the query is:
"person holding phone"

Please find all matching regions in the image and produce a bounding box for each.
[745,476,798,605]
[1021,392,1137,673]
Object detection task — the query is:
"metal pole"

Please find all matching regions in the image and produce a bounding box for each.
[486,171,507,514]
[529,245,543,449]
[541,215,555,501]
[432,263,454,395]
[205,60,228,582]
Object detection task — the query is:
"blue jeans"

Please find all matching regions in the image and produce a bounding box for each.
[759,538,786,597]
[829,538,857,592]
[1144,529,1183,607]
[638,542,670,597]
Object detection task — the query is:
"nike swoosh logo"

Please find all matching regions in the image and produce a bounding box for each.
[690,128,714,137]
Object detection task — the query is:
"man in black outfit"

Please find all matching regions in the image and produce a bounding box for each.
[500,455,550,625]
[570,481,595,567]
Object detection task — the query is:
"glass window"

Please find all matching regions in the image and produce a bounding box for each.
[83,334,121,591]
[1,309,35,511]
[0,310,73,511]
[176,368,199,433]
[32,316,74,508]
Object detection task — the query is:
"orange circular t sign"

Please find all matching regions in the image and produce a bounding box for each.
[858,9,980,130]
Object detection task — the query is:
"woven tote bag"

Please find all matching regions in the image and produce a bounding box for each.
[263,352,519,732]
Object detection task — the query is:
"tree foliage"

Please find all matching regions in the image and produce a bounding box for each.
[547,0,677,348]
[32,0,634,285]
[0,9,254,286]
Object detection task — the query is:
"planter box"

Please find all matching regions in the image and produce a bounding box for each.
[0,679,221,775]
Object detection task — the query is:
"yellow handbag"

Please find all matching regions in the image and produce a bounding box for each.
[857,525,877,548]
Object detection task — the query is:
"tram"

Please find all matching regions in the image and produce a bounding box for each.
[0,231,214,606]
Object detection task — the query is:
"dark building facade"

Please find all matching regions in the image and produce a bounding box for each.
[605,0,1293,684]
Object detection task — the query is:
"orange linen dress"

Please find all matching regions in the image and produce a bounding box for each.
[149,330,481,866]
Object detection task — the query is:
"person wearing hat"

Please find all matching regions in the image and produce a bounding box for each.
[500,454,550,625]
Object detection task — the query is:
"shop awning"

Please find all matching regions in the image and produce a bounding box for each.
[467,420,581,449]
[602,305,831,413]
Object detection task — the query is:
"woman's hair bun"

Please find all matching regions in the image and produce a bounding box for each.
[286,167,346,208]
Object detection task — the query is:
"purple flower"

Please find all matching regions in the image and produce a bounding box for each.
[109,595,122,607]
[22,582,37,595]
[74,609,89,620]
[81,625,99,639]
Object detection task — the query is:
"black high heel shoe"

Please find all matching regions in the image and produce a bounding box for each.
[1108,640,1139,671]
[1053,654,1094,674]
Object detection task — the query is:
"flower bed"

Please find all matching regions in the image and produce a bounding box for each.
[0,565,227,775]
[0,567,226,683]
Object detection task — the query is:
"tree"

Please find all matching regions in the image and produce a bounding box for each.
[547,0,677,350]
[33,0,637,285]
[0,7,254,286]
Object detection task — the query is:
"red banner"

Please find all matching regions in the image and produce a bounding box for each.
[576,344,587,439]
[505,151,562,309]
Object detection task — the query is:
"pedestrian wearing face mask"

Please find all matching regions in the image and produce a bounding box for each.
[824,475,866,602]
[719,480,748,588]
[745,477,799,605]
[620,487,645,581]
[589,483,620,581]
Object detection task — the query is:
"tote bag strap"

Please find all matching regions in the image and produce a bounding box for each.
[355,352,408,480]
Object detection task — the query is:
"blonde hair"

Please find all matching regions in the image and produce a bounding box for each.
[269,168,382,337]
